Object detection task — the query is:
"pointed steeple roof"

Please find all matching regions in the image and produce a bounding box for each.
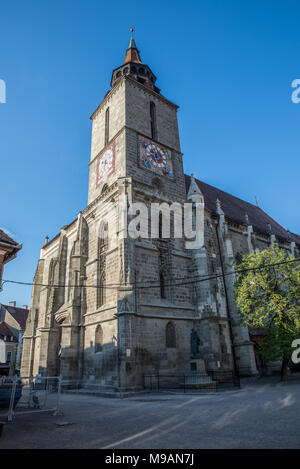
[187,173,203,201]
[124,28,142,64]
[110,27,159,93]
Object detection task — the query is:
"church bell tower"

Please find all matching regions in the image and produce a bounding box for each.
[88,29,186,205]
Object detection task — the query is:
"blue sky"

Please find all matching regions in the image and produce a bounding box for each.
[1,0,300,306]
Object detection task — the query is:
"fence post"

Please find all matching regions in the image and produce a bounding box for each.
[7,376,17,422]
[53,375,63,416]
[183,375,185,393]
[157,374,159,393]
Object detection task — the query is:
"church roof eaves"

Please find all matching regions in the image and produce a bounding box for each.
[185,174,300,246]
[42,217,77,250]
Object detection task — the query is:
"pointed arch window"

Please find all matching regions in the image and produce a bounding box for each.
[159,212,163,239]
[166,322,176,348]
[160,270,166,299]
[97,222,108,308]
[105,107,110,146]
[235,252,243,265]
[95,324,103,353]
[150,101,157,140]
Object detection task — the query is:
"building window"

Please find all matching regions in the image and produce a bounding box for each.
[6,351,12,362]
[235,252,243,265]
[150,101,157,140]
[105,107,109,146]
[160,270,166,299]
[97,222,108,308]
[166,322,176,348]
[95,325,103,353]
[158,212,163,239]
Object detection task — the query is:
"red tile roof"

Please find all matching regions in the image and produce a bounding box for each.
[185,175,300,245]
[0,228,18,246]
[0,322,18,342]
[2,305,29,330]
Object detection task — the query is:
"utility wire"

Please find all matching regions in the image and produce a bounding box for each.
[2,258,300,291]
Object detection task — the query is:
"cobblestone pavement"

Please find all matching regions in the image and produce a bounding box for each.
[1,376,300,449]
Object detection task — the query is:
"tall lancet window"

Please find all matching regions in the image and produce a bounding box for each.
[160,270,166,299]
[97,222,108,308]
[95,324,103,353]
[105,107,110,145]
[150,101,157,140]
[166,322,176,348]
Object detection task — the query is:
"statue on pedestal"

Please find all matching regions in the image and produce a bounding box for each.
[190,328,200,358]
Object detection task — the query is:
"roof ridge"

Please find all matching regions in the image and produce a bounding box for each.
[185,174,300,242]
[188,174,260,211]
[0,228,18,246]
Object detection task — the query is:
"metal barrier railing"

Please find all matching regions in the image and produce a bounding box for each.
[0,375,62,421]
[60,379,118,394]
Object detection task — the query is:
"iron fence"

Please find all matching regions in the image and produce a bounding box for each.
[143,371,240,393]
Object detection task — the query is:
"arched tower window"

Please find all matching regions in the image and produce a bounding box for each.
[105,107,110,145]
[95,324,103,353]
[166,322,176,348]
[150,101,157,140]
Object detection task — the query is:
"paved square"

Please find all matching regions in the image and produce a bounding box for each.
[1,377,300,449]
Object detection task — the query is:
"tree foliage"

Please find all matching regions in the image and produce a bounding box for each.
[234,245,300,378]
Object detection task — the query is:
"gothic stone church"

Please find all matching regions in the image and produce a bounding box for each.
[21,34,300,388]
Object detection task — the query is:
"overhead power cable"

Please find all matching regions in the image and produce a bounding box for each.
[2,258,300,291]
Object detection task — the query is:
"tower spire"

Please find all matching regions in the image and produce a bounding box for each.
[110,27,159,92]
[128,27,136,49]
[124,27,142,64]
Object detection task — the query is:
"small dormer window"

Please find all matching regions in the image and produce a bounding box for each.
[139,68,145,75]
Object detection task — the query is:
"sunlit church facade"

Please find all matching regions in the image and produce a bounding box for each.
[21,33,300,389]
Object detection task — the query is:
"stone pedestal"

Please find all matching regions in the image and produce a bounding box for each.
[183,357,217,391]
[190,358,206,374]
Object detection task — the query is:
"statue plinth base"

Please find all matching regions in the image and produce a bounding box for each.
[182,358,217,391]
[190,357,206,375]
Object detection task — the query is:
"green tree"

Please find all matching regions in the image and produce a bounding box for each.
[234,244,300,381]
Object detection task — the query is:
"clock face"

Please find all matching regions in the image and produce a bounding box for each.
[146,144,167,168]
[139,137,174,179]
[96,142,115,188]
